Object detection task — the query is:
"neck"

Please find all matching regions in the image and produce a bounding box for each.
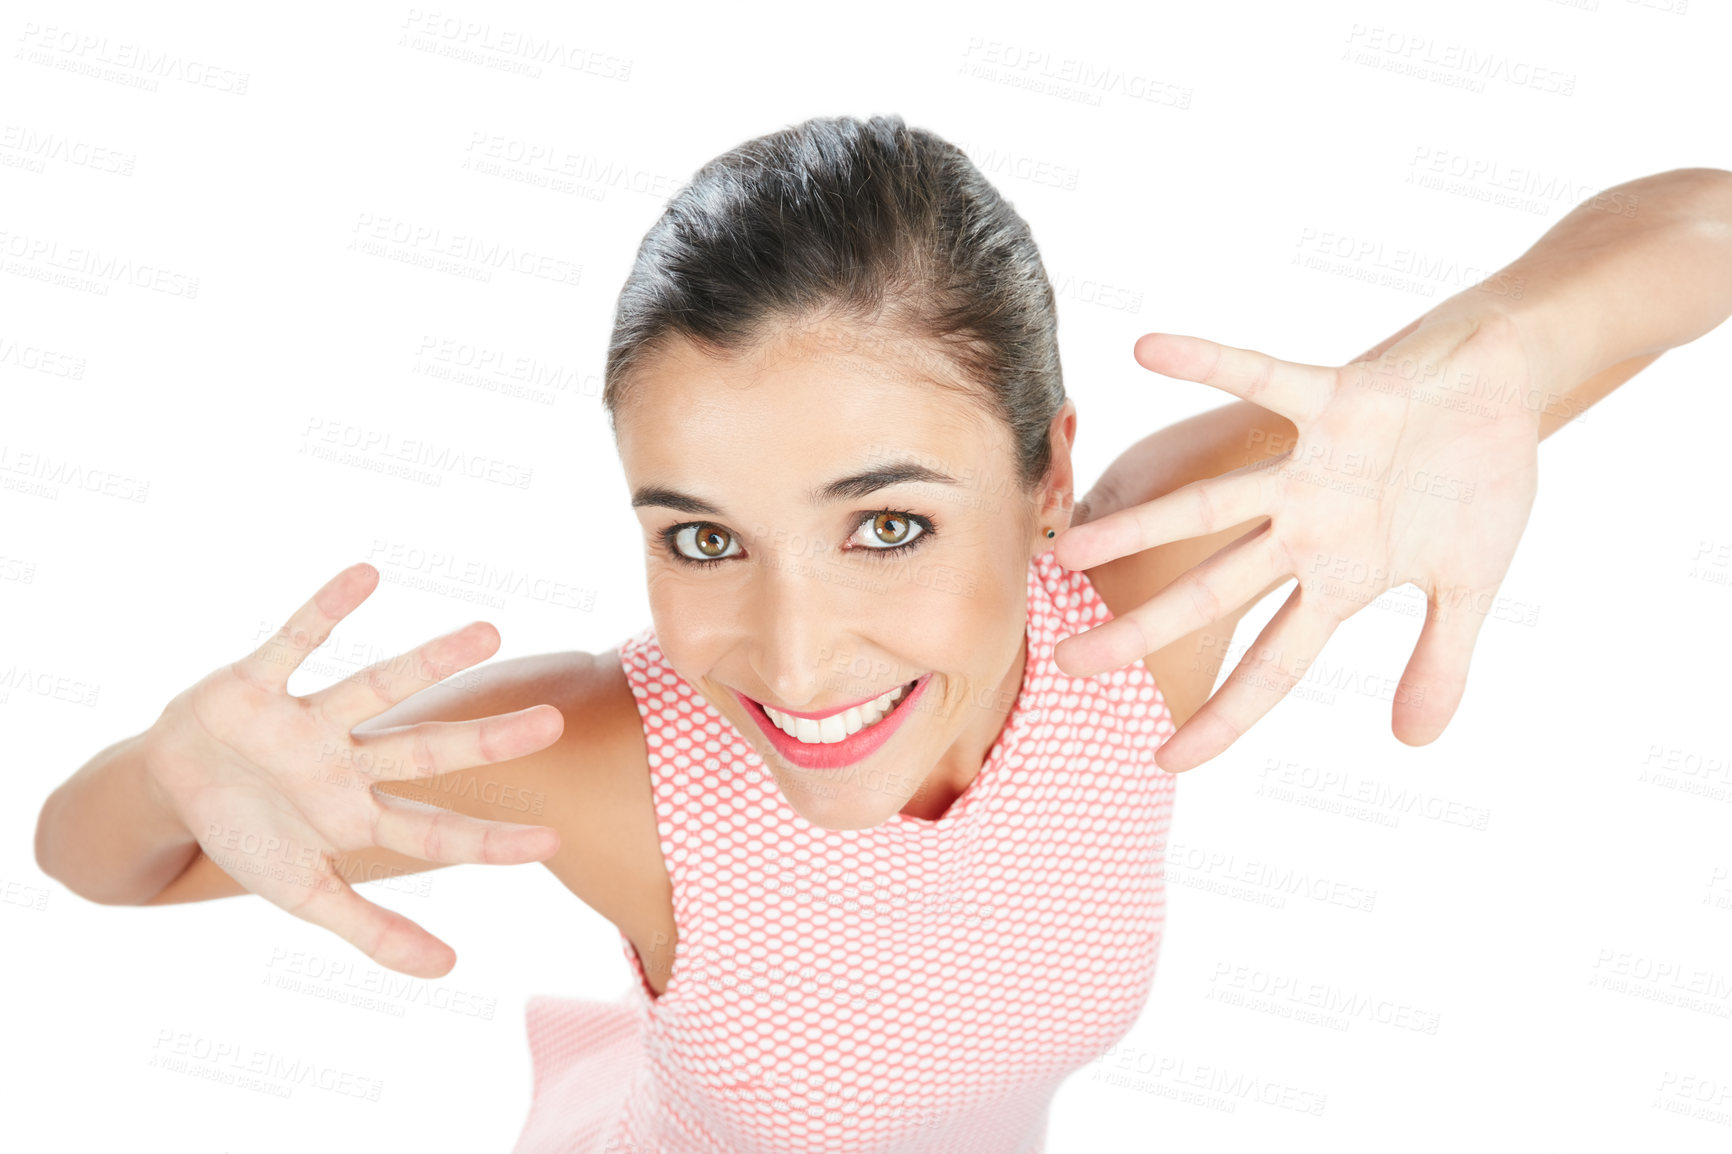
[898,632,1028,822]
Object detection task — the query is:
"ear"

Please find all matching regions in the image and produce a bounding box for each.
[1049,398,1079,510]
[1033,399,1080,548]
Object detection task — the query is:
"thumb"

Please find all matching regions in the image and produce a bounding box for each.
[1391,585,1495,746]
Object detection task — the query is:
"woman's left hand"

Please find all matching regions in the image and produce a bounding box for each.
[1052,305,1548,773]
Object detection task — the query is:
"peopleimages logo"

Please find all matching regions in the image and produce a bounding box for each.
[299,417,534,490]
[15,22,251,94]
[0,227,199,298]
[348,212,582,287]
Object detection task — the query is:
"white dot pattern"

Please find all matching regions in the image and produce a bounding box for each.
[511,548,1177,1153]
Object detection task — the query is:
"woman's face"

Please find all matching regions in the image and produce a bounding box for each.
[615,319,1077,830]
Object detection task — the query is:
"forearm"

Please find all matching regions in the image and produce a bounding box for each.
[1436,167,1732,411]
[1085,169,1732,516]
[34,730,202,905]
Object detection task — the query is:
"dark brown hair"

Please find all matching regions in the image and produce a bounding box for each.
[601,113,1066,492]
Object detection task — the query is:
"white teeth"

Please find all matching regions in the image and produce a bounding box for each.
[763,680,916,745]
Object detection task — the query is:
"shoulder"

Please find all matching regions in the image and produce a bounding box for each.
[363,645,663,932]
[1076,560,1211,729]
[519,647,646,785]
[1064,402,1300,727]
[1055,539,1281,733]
[362,646,644,798]
[538,647,667,939]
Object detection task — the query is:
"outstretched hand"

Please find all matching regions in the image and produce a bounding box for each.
[1053,308,1545,773]
[146,563,565,977]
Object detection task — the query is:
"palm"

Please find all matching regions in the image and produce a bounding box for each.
[1277,351,1538,620]
[1054,312,1542,772]
[176,668,389,851]
[144,563,565,977]
[180,773,338,905]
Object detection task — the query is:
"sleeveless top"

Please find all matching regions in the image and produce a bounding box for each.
[512,547,1178,1153]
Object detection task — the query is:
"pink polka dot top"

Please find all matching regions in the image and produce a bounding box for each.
[511,547,1178,1153]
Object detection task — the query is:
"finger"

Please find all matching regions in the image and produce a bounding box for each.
[345,705,566,783]
[269,862,458,979]
[312,619,501,731]
[1054,460,1274,573]
[233,563,380,694]
[1134,333,1337,426]
[369,792,561,865]
[1055,521,1289,679]
[1153,585,1341,773]
[1389,584,1495,747]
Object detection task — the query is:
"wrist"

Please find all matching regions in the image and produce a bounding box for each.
[1416,285,1582,436]
[37,728,199,905]
[134,726,197,843]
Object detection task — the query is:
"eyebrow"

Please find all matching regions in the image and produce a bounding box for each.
[631,461,961,516]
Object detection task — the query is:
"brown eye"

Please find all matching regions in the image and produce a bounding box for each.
[672,523,741,562]
[696,526,729,556]
[873,513,910,544]
[854,511,926,551]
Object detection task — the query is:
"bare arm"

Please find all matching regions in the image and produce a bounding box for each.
[33,642,582,909]
[1437,166,1732,432]
[34,731,203,906]
[1055,167,1732,769]
[106,643,669,994]
[130,651,623,907]
[1082,166,1732,522]
[1496,167,1732,407]
[31,563,575,978]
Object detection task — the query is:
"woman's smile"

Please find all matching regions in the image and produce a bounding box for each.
[732,674,933,771]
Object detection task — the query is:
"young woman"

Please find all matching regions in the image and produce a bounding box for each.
[33,116,1732,1152]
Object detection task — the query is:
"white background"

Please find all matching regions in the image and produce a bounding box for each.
[4,1,1730,1150]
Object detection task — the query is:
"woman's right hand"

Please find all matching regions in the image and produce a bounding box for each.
[142,562,564,979]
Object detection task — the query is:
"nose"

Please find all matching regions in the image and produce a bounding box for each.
[747,552,846,709]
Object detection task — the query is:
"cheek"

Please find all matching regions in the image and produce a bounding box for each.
[645,581,740,673]
[887,572,1014,652]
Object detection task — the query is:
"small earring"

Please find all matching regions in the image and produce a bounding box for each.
[1045,528,1056,539]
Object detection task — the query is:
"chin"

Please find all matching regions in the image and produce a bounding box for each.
[770,768,907,831]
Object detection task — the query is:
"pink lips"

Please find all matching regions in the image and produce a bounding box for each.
[732,674,932,771]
